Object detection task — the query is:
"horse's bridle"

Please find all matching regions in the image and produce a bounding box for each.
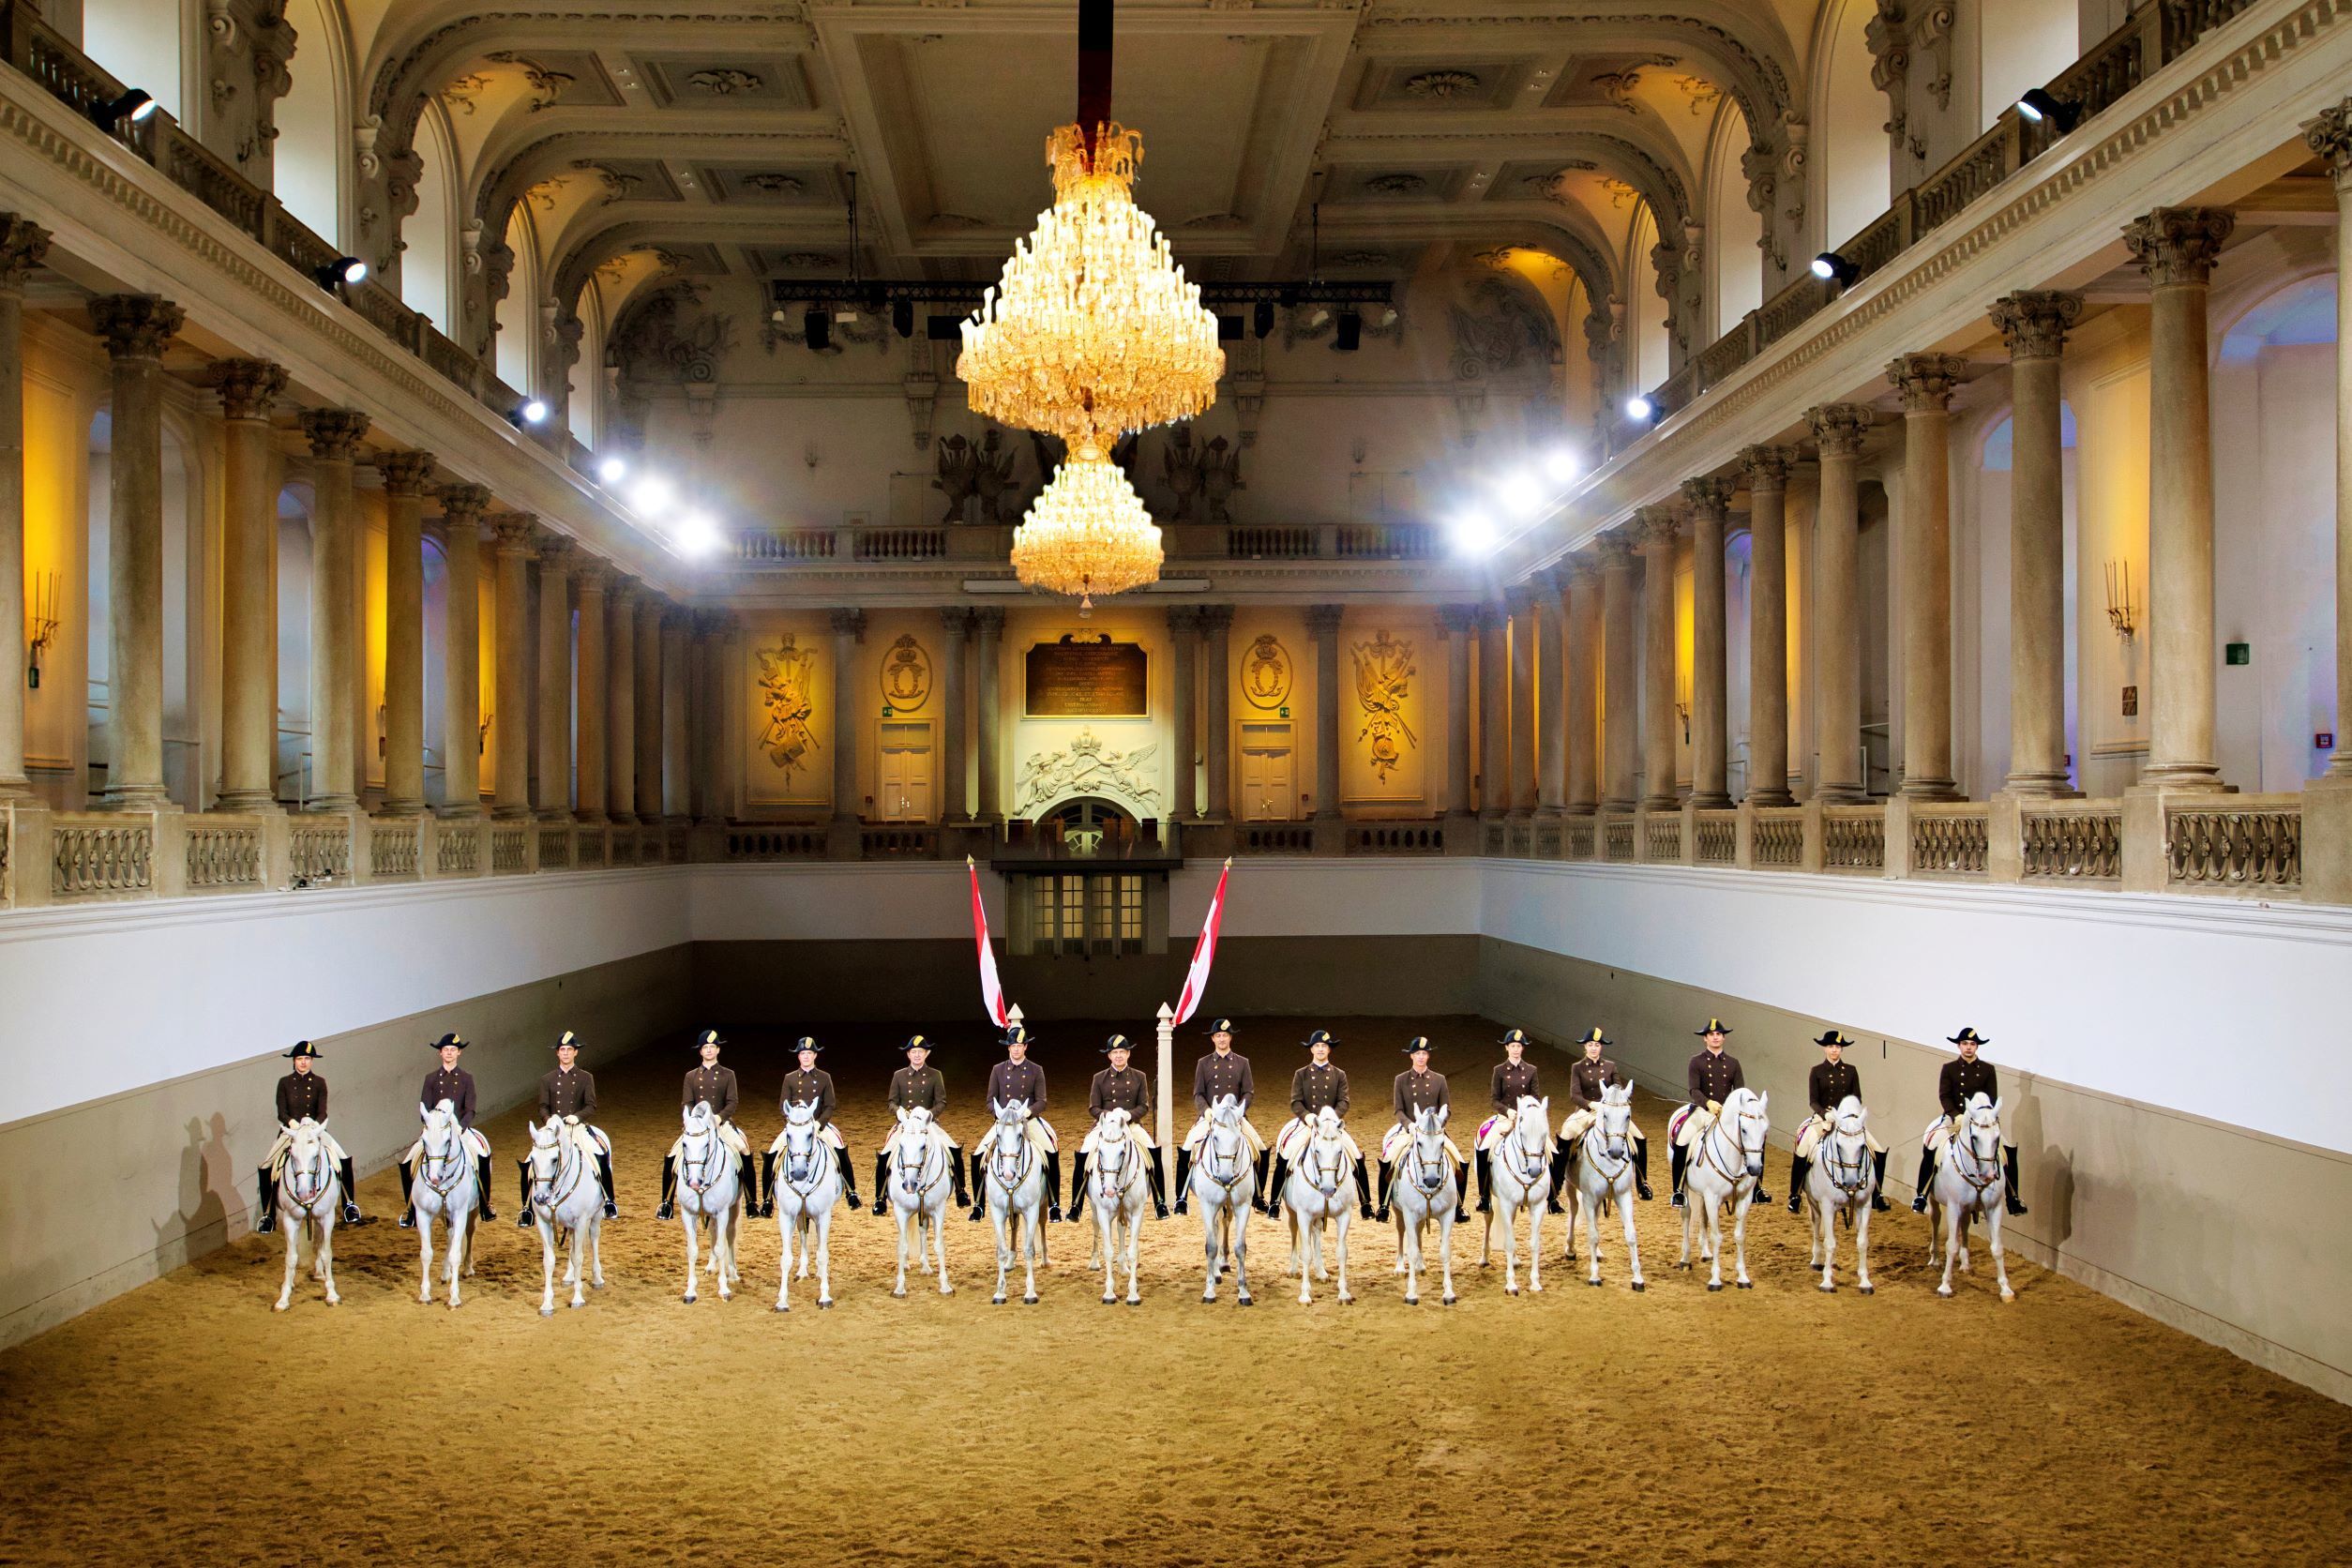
[1581,1110,1633,1184]
[1949,1116,2004,1204]
[1402,1124,1451,1198]
[1301,1131,1349,1198]
[989,1119,1036,1194]
[282,1142,330,1209]
[533,1132,586,1213]
[1495,1114,1549,1190]
[892,1129,945,1204]
[1199,1120,1247,1192]
[418,1119,471,1199]
[679,1118,731,1198]
[1093,1123,1138,1198]
[777,1117,827,1196]
[1821,1119,1874,1198]
[1697,1109,1765,1188]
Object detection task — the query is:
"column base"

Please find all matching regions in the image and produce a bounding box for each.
[379,800,429,819]
[98,787,174,812]
[1747,786,1796,807]
[1996,773,2083,801]
[490,804,534,822]
[0,777,32,802]
[1636,794,1679,813]
[214,791,282,814]
[2129,765,2232,795]
[1688,792,1732,810]
[1812,785,1869,806]
[302,795,358,814]
[1895,777,1963,802]
[536,809,576,824]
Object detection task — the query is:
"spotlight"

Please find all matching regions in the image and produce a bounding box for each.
[97,88,157,128]
[1253,299,1275,339]
[510,398,550,428]
[892,297,914,339]
[2015,88,2081,132]
[1623,395,1655,423]
[595,454,628,485]
[312,256,369,290]
[1334,310,1363,352]
[1811,251,1860,287]
[1498,472,1545,518]
[805,309,831,352]
[1542,446,1583,484]
[926,314,962,341]
[1308,306,1331,329]
[628,475,676,518]
[1450,510,1500,557]
[1217,314,1243,341]
[676,510,722,557]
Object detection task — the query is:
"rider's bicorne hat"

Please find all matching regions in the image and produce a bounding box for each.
[1499,1026,1531,1048]
[1303,1028,1336,1049]
[1203,1017,1236,1035]
[431,1032,467,1050]
[1101,1033,1134,1054]
[554,1029,583,1051]
[900,1033,930,1053]
[283,1039,321,1060]
[695,1028,725,1049]
[1948,1026,1989,1046]
[1814,1029,1855,1048]
[1003,1023,1036,1048]
[1576,1026,1611,1048]
[1403,1034,1432,1055]
[1694,1017,1733,1037]
[794,1035,822,1054]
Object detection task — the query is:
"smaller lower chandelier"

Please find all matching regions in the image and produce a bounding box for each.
[1009,452,1163,612]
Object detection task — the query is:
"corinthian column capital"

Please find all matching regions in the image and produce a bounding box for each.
[298,408,371,460]
[2305,98,2352,181]
[1885,354,1968,414]
[1633,505,1680,552]
[1987,291,2084,361]
[1679,476,1733,517]
[1808,403,1873,457]
[0,215,52,291]
[2122,206,2236,288]
[1738,444,1795,490]
[213,358,289,421]
[88,294,185,358]
[375,450,438,495]
[437,482,492,526]
[490,512,538,556]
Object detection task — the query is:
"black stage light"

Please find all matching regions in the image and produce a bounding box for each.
[892,297,914,339]
[1810,251,1861,287]
[98,88,157,128]
[2015,88,2082,132]
[926,314,962,341]
[1333,309,1363,352]
[1253,299,1274,339]
[1217,314,1243,341]
[313,256,369,291]
[805,309,831,352]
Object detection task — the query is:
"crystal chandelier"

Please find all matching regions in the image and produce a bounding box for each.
[1009,452,1165,613]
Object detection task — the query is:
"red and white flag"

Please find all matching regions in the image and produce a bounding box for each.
[1171,858,1232,1027]
[968,857,1010,1028]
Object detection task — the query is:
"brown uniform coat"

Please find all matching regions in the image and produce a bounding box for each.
[276,1071,328,1124]
[1192,1050,1254,1111]
[538,1066,598,1120]
[1937,1057,1998,1118]
[887,1065,946,1115]
[780,1066,837,1123]
[1089,1065,1153,1119]
[1808,1061,1862,1116]
[1289,1063,1350,1119]
[1686,1049,1743,1107]
[421,1066,477,1128]
[1393,1068,1450,1126]
[1567,1057,1627,1112]
[1490,1059,1541,1111]
[987,1059,1048,1111]
[684,1064,740,1121]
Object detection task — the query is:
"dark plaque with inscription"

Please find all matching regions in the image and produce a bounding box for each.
[1025,635,1149,717]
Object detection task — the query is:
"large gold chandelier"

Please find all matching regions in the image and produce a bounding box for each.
[1007,453,1165,613]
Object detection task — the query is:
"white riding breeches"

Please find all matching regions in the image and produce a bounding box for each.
[1557,1108,1647,1147]
[1274,1116,1361,1161]
[974,1117,1057,1157]
[1080,1122,1155,1155]
[671,1119,749,1161]
[1380,1123,1465,1166]
[1797,1113,1884,1159]
[1922,1113,2013,1153]
[270,1125,351,1174]
[403,1126,490,1166]
[768,1123,845,1154]
[1184,1112,1264,1156]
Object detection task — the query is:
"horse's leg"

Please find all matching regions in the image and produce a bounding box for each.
[1199,1204,1219,1303]
[1854,1200,1874,1294]
[1123,1195,1142,1305]
[1817,1199,1837,1292]
[569,1214,589,1309]
[1617,1179,1644,1290]
[1678,1189,1694,1273]
[813,1207,833,1308]
[1334,1206,1353,1304]
[1439,1207,1457,1306]
[416,1205,436,1304]
[1937,1200,1961,1296]
[1529,1190,1545,1294]
[1020,1195,1040,1304]
[538,1215,558,1317]
[1231,1200,1252,1305]
[990,1194,1011,1304]
[448,1209,469,1308]
[681,1206,701,1304]
[1401,1206,1422,1304]
[1703,1192,1725,1290]
[1731,1189,1753,1289]
[1988,1205,2014,1301]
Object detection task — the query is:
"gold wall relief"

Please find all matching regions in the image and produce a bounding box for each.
[1243,633,1293,710]
[1352,630,1419,781]
[881,633,932,712]
[757,634,822,783]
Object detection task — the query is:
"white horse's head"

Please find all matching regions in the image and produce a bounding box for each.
[1960,1093,2002,1161]
[526,1115,566,1195]
[418,1097,461,1154]
[992,1096,1032,1133]
[280,1117,331,1207]
[682,1100,717,1140]
[1725,1088,1770,1179]
[783,1099,820,1134]
[1311,1105,1344,1144]
[1411,1102,1450,1160]
[1209,1093,1243,1129]
[1832,1094,1869,1141]
[1595,1081,1635,1156]
[1097,1106,1132,1142]
[1513,1095,1549,1152]
[891,1103,932,1146]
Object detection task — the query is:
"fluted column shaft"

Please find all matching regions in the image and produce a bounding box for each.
[91,295,186,809]
[1636,510,1681,810]
[1507,591,1539,813]
[634,597,664,822]
[214,358,286,808]
[573,565,609,822]
[489,517,536,819]
[662,610,691,821]
[1600,538,1640,811]
[1809,406,1870,801]
[1990,293,2085,796]
[940,607,971,821]
[693,610,727,825]
[1308,604,1344,821]
[533,531,575,819]
[1741,447,1796,806]
[973,608,1004,822]
[2314,108,2352,782]
[1439,606,1475,817]
[0,219,43,799]
[1684,478,1732,807]
[1167,607,1198,820]
[1478,606,1508,817]
[1537,576,1567,813]
[1564,563,1600,813]
[2126,207,2236,792]
[298,406,368,813]
[829,608,864,825]
[1202,605,1233,820]
[605,581,637,822]
[436,486,488,818]
[1887,354,1965,800]
[377,452,434,816]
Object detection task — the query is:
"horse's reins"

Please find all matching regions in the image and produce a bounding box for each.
[1402,1124,1451,1199]
[892,1130,946,1203]
[989,1119,1036,1195]
[1581,1114,1633,1184]
[282,1144,331,1210]
[533,1132,587,1213]
[679,1119,731,1199]
[1821,1121,1874,1198]
[1496,1115,1549,1190]
[1093,1125,1138,1199]
[1696,1110,1764,1189]
[1199,1119,1249,1193]
[1949,1118,2004,1204]
[1301,1136,1349,1199]
[418,1121,472,1200]
[778,1118,828,1195]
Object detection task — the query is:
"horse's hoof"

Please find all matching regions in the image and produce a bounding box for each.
[1237,1296,1254,1307]
[1859,1285,1875,1295]
[683,1294,697,1304]
[892,1287,907,1299]
[1706,1282,1723,1292]
[540,1307,554,1318]
[1589,1278,1603,1289]
[2000,1289,2016,1303]
[590,1279,605,1291]
[1127,1298,1141,1307]
[1503,1284,1517,1296]
[1023,1295,1039,1305]
[1818,1281,1836,1293]
[1405,1295,1419,1306]
[272,1301,291,1313]
[1736,1281,1753,1290]
[1937,1285,1954,1298]
[992,1295,1006,1305]
[1201,1294,1216,1304]
[820,1300,833,1310]
[1442,1295,1456,1306]
[569,1299,584,1310]
[1630,1281,1645,1292]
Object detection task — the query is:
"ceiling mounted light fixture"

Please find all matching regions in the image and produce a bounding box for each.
[1009,453,1165,616]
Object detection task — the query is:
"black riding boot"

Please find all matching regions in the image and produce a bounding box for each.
[1786,1154,1811,1214]
[596,1152,619,1219]
[338,1157,363,1225]
[1148,1148,1170,1217]
[1066,1153,1090,1223]
[837,1145,860,1212]
[656,1153,677,1220]
[967,1152,988,1221]
[516,1157,535,1228]
[1634,1138,1654,1201]
[870,1152,891,1215]
[1261,1155,1289,1218]
[1545,1141,1570,1214]
[738,1153,757,1213]
[2004,1147,2029,1216]
[1668,1143,1688,1209]
[1453,1168,1471,1226]
[1253,1149,1270,1209]
[1474,1155,1493,1214]
[1045,1151,1063,1221]
[255,1166,278,1233]
[1751,1166,1772,1207]
[1352,1156,1376,1219]
[1172,1148,1194,1214]
[397,1159,416,1228]
[1869,1149,1892,1211]
[475,1155,497,1221]
[1374,1159,1393,1222]
[951,1147,972,1209]
[754,1153,776,1218]
[1912,1147,1937,1214]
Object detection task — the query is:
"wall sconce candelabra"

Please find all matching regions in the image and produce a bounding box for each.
[2103,559,2137,641]
[26,570,59,689]
[478,714,492,756]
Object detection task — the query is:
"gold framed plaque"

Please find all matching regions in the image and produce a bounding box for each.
[1025,634,1149,717]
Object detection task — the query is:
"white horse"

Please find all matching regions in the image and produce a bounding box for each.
[1676,1087,1769,1291]
[409,1098,480,1308]
[884,1106,955,1299]
[1566,1082,1646,1292]
[1478,1094,1551,1296]
[525,1115,607,1316]
[984,1097,1051,1305]
[1802,1095,1877,1295]
[769,1100,842,1312]
[673,1100,741,1305]
[1082,1108,1152,1306]
[270,1117,341,1312]
[1278,1107,1355,1305]
[1388,1105,1461,1306]
[1191,1093,1258,1305]
[1926,1093,2015,1302]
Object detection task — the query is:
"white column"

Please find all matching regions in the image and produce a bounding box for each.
[297,405,369,814]
[90,295,187,810]
[1885,354,1966,801]
[0,218,45,799]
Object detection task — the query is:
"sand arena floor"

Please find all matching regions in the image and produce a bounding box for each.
[2,1017,2347,1565]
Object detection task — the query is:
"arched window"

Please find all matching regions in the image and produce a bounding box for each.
[82,0,189,120]
[1626,203,1669,393]
[1704,99,1763,338]
[275,0,348,244]
[1979,0,2080,128]
[402,101,460,334]
[1815,0,1892,253]
[496,206,541,395]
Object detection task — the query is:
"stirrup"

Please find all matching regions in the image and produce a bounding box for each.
[516,1206,535,1229]
[1669,1192,1686,1209]
[398,1207,416,1229]
[602,1200,619,1219]
[257,1212,278,1234]
[656,1200,677,1220]
[1911,1194,1929,1214]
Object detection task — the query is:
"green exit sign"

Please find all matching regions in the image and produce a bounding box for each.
[2225,642,2251,665]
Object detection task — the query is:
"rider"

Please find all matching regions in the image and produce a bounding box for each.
[1555,1027,1651,1203]
[1174,1018,1263,1216]
[1263,1029,1373,1222]
[658,1029,750,1220]
[875,1033,968,1214]
[1912,1027,2028,1217]
[1787,1029,1890,1214]
[1380,1036,1469,1225]
[257,1040,363,1231]
[971,1023,1057,1222]
[1072,1033,1168,1222]
[769,1036,858,1217]
[523,1029,620,1226]
[400,1033,493,1227]
[1473,1027,1544,1215]
[1672,1018,1768,1208]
